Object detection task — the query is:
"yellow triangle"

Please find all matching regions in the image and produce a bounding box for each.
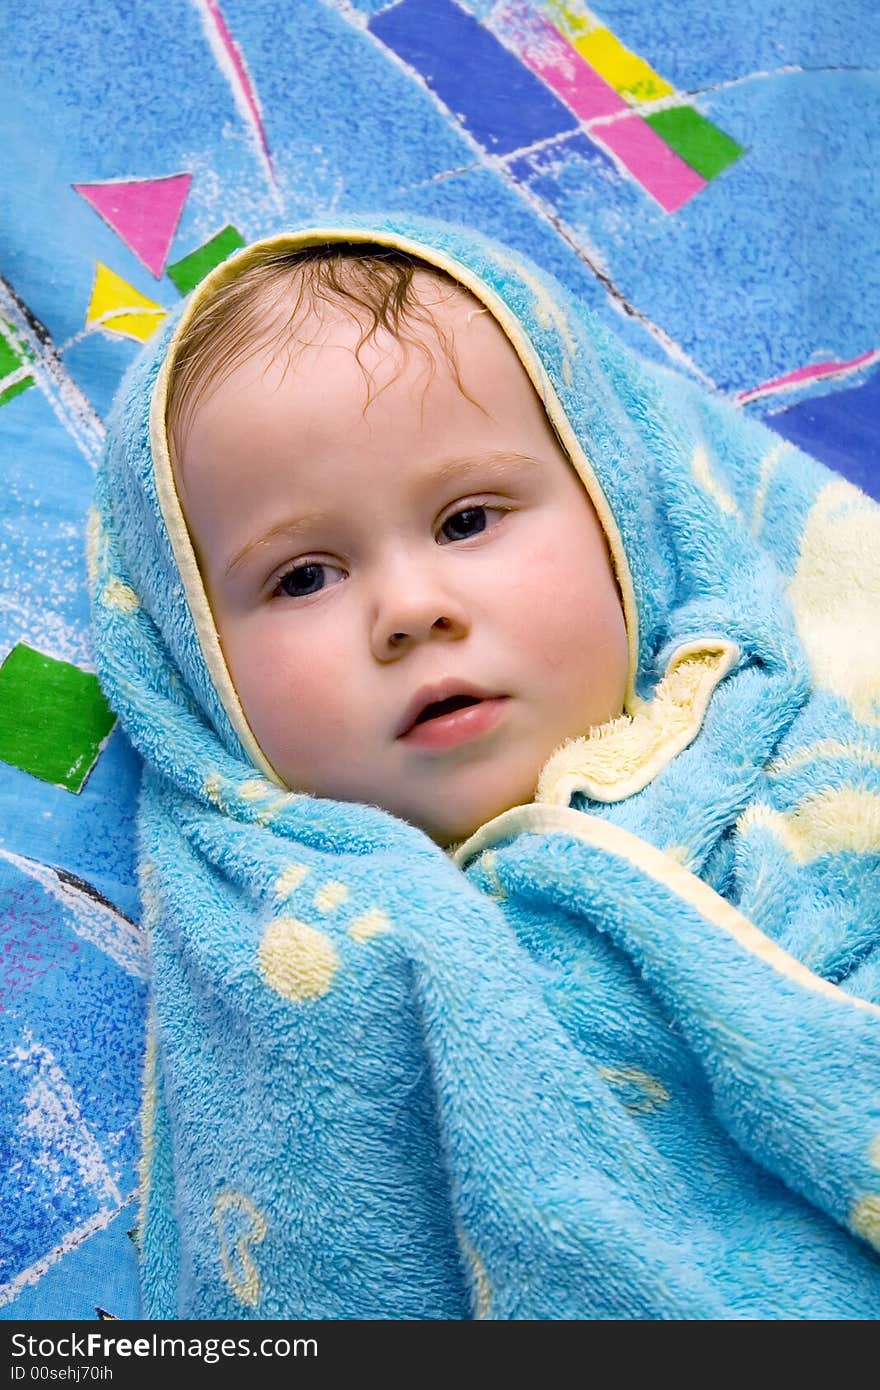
[86,262,167,343]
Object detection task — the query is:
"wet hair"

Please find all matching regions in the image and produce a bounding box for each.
[165,241,483,468]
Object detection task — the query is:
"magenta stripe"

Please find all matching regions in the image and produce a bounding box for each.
[491,2,626,121]
[737,348,880,403]
[203,0,273,172]
[595,112,706,212]
[490,3,703,211]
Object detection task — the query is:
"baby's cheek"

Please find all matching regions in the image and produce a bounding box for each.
[507,543,596,656]
[225,627,336,770]
[524,550,627,721]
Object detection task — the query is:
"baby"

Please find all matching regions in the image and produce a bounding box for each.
[165,243,629,846]
[93,216,880,1319]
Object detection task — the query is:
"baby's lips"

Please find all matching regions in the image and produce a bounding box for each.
[395,679,500,738]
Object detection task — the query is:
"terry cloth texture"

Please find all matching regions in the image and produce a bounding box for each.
[91,212,880,1320]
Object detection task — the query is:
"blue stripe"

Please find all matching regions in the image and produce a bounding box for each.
[370,0,579,155]
[766,369,880,501]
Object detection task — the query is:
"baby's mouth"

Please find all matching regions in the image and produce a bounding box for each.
[396,681,499,739]
[411,694,483,727]
[396,683,510,749]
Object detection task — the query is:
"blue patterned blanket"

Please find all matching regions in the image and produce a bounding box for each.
[1,0,877,1318]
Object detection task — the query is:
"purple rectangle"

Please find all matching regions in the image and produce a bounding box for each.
[371,0,578,156]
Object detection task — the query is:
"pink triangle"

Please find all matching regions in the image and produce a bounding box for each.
[73,173,193,277]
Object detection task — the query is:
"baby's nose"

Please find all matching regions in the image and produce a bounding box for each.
[387,614,453,649]
[371,577,469,658]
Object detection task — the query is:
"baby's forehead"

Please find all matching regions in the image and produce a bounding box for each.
[249,267,495,400]
[166,251,497,469]
[265,262,480,338]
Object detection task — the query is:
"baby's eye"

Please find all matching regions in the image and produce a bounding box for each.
[438,505,496,543]
[274,561,341,599]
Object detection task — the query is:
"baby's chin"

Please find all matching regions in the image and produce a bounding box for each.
[277,766,539,851]
[407,788,538,851]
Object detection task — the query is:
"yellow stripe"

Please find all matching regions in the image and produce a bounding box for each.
[543,3,675,103]
[452,803,880,1016]
[766,740,880,777]
[691,443,741,519]
[750,442,788,537]
[573,27,675,103]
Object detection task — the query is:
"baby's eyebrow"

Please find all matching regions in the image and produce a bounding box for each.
[225,506,337,578]
[425,450,541,486]
[224,450,540,578]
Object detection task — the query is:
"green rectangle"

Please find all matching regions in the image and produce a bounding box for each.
[0,642,116,792]
[167,225,246,296]
[645,106,744,180]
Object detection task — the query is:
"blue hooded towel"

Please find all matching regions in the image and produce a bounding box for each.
[90,212,880,1319]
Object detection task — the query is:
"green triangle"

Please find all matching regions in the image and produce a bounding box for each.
[0,375,34,408]
[167,225,246,296]
[0,322,35,407]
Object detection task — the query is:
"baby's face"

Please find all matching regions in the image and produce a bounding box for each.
[175,275,628,845]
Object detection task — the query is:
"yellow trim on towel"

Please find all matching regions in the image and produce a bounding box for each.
[452,804,880,1018]
[149,226,642,782]
[535,641,738,804]
[151,352,280,783]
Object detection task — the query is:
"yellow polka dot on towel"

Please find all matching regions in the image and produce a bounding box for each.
[102,577,140,611]
[274,862,310,899]
[214,1190,268,1309]
[787,478,880,726]
[259,916,339,1000]
[203,772,223,802]
[737,787,880,864]
[598,1066,670,1114]
[851,1194,880,1250]
[348,908,391,942]
[314,880,349,913]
